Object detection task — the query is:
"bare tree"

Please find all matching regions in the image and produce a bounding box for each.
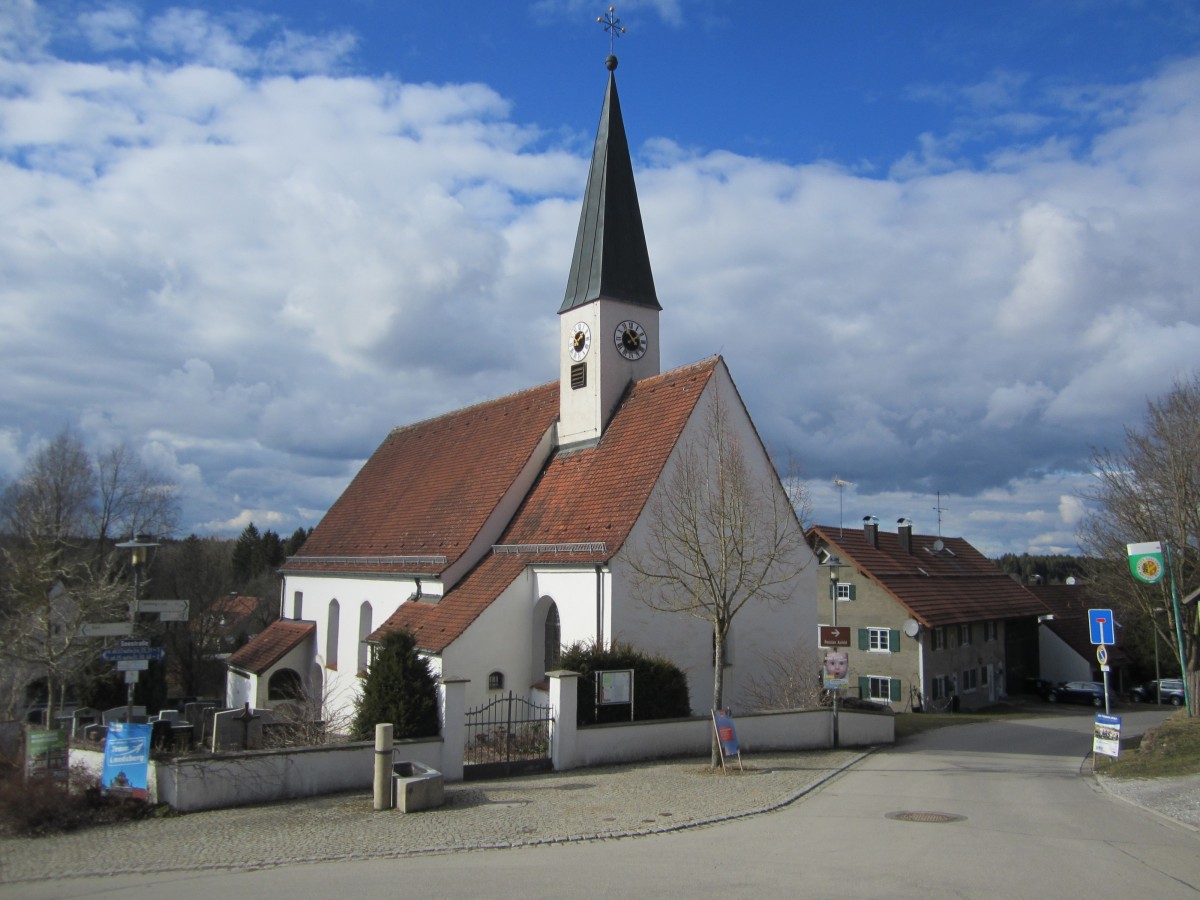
[93,442,179,556]
[630,390,810,762]
[0,430,181,722]
[1079,374,1200,715]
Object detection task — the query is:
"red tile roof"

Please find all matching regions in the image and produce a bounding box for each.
[226,620,315,675]
[374,358,721,652]
[808,524,1050,627]
[282,383,559,577]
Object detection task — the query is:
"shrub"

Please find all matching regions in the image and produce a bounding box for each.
[0,765,156,837]
[351,629,440,741]
[558,641,691,725]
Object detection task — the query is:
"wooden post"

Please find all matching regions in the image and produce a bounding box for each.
[373,723,394,810]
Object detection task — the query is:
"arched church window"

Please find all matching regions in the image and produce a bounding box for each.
[544,602,561,671]
[326,599,340,670]
[358,601,373,675]
[488,671,504,690]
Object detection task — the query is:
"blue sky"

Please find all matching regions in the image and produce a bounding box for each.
[2,0,1199,556]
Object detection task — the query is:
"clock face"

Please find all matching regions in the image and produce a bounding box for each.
[614,320,648,360]
[568,322,592,361]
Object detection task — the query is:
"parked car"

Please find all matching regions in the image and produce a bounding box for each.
[1129,678,1185,706]
[1043,681,1110,707]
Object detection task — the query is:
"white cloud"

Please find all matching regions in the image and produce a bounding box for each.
[2,7,1198,550]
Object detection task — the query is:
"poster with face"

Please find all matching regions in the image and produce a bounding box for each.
[823,652,849,688]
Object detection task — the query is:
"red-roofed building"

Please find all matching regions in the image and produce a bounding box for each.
[808,519,1052,711]
[226,58,818,722]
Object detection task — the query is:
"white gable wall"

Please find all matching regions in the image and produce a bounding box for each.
[607,365,819,715]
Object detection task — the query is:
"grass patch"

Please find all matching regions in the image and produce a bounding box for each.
[1096,710,1200,779]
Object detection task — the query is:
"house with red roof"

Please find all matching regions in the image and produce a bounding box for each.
[808,518,1051,711]
[226,56,818,724]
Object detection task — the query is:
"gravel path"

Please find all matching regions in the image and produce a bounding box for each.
[0,750,859,884]
[1096,772,1200,828]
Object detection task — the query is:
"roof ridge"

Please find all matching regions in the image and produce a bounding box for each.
[387,380,556,437]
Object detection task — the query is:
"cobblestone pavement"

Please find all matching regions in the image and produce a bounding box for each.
[0,750,861,884]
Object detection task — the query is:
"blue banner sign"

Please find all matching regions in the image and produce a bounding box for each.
[102,722,152,798]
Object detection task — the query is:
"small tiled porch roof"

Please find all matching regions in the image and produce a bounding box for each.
[226,620,315,676]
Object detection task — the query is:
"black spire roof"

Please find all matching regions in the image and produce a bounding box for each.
[559,56,661,314]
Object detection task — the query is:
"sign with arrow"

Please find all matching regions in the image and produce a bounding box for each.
[78,622,133,638]
[819,625,851,648]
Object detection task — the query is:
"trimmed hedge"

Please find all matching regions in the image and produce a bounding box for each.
[558,641,691,725]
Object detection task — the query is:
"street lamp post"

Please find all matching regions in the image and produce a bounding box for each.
[115,534,160,723]
[820,554,844,748]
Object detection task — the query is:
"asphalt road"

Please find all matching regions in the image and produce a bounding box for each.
[8,710,1199,899]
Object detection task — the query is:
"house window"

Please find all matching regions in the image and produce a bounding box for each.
[860,627,899,653]
[863,676,900,703]
[980,666,989,687]
[835,582,856,602]
[932,627,946,651]
[959,624,972,646]
[543,602,561,672]
[293,591,303,620]
[982,620,997,642]
[326,599,340,670]
[931,675,950,700]
[488,671,504,690]
[961,668,979,692]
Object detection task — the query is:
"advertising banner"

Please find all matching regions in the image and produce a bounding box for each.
[102,722,152,798]
[1093,713,1122,759]
[25,728,68,782]
[823,651,850,689]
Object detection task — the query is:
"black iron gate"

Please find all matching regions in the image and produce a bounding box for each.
[463,691,553,780]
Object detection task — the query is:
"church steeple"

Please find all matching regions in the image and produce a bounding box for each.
[560,55,660,314]
[558,53,662,450]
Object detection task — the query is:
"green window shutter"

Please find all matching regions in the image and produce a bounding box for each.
[889,629,901,652]
[858,628,869,651]
[847,584,857,601]
[890,678,902,702]
[858,676,869,699]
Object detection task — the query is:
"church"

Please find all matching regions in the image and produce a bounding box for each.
[226,54,818,726]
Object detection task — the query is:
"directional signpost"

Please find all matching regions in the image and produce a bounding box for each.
[819,625,851,648]
[138,599,189,619]
[79,622,134,638]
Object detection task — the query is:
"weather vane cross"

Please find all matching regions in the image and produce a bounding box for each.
[598,6,627,55]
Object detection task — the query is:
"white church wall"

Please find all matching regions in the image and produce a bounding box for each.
[608,365,819,716]
[534,567,611,651]
[440,568,539,711]
[282,573,423,727]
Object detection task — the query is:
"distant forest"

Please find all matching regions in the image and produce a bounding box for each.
[993,553,1093,585]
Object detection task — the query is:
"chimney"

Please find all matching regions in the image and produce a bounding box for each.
[897,518,913,554]
[863,515,879,548]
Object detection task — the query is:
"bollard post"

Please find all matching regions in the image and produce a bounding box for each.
[374,723,394,810]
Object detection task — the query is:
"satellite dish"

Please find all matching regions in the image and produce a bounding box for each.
[933,539,945,552]
[903,619,920,638]
[1066,576,1077,585]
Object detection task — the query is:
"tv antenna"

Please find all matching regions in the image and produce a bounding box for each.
[833,477,855,537]
[932,491,948,537]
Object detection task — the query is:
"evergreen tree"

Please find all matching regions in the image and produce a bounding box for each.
[352,630,440,740]
[231,523,262,583]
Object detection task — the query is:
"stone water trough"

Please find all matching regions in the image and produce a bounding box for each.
[392,761,444,813]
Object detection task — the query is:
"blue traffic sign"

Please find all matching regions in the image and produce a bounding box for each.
[100,646,166,662]
[1088,608,1115,646]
